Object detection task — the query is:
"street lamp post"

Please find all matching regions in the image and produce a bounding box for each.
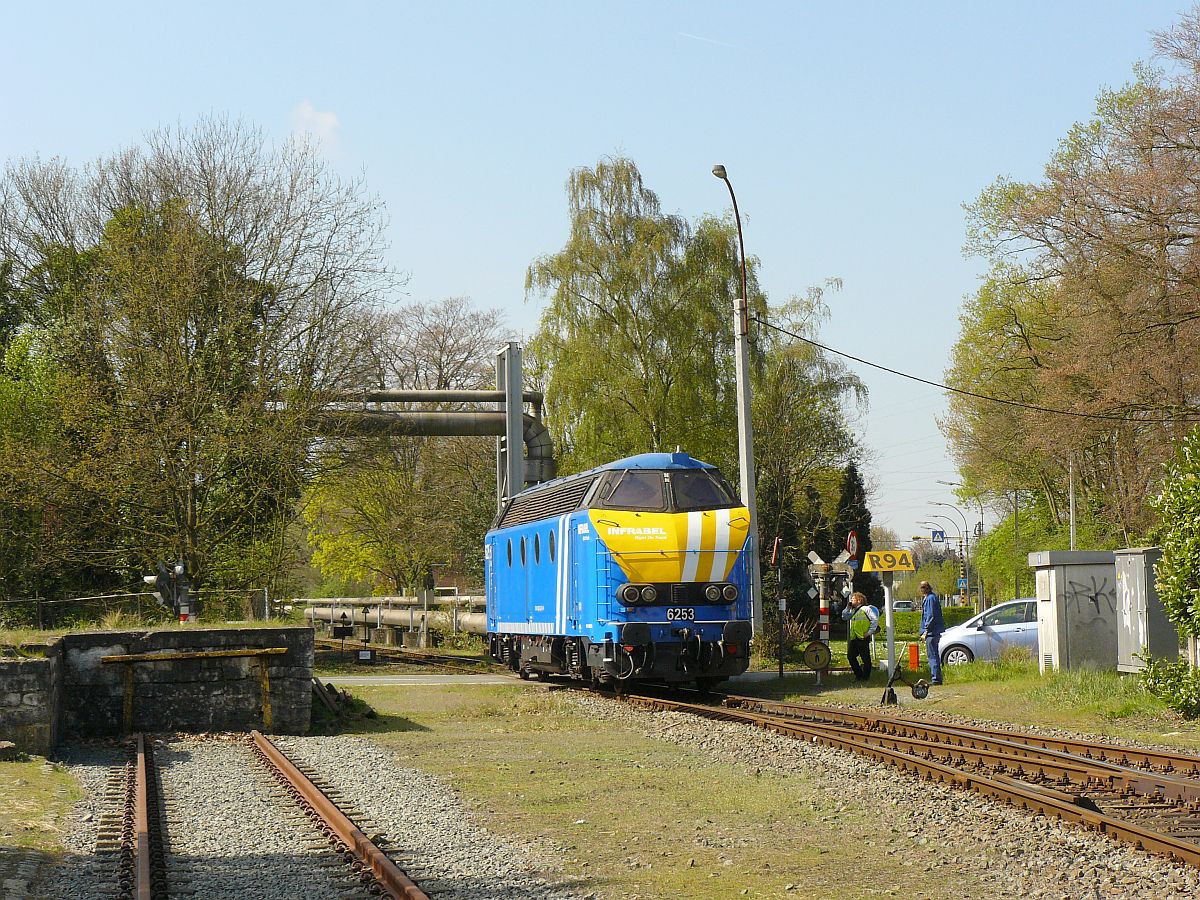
[930,501,972,611]
[712,164,762,635]
[938,480,987,607]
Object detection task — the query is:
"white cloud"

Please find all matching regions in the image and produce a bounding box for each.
[291,100,341,149]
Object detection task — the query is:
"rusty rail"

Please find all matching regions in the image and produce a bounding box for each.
[725,695,1200,805]
[250,731,428,900]
[134,734,151,900]
[618,691,1200,868]
[728,695,1200,776]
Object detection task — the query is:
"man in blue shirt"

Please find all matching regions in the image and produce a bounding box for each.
[918,581,946,685]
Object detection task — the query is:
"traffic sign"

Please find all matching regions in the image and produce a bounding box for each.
[847,558,860,570]
[931,529,945,543]
[958,577,968,591]
[862,550,916,572]
[845,530,859,559]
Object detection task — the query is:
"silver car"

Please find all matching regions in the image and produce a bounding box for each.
[939,598,1038,665]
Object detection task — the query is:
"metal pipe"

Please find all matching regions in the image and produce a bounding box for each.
[314,410,556,484]
[332,389,543,408]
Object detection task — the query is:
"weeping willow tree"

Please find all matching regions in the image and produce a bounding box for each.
[526,156,766,476]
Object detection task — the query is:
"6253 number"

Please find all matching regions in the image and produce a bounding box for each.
[666,607,695,621]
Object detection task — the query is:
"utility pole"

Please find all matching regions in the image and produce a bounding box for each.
[1013,490,1020,599]
[1068,452,1077,551]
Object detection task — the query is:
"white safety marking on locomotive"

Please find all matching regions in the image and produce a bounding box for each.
[496,621,555,634]
[709,508,731,582]
[555,515,566,634]
[681,510,704,581]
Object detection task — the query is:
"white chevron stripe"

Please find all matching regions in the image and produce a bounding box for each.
[557,516,566,633]
[681,511,703,582]
[709,508,731,581]
[563,516,572,628]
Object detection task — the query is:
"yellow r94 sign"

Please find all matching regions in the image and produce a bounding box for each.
[862,550,915,572]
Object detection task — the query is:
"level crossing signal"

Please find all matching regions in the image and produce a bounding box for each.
[141,560,191,619]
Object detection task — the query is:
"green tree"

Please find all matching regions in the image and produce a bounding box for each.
[301,297,507,593]
[1150,427,1200,637]
[526,156,765,475]
[0,118,390,604]
[753,291,865,611]
[947,13,1200,544]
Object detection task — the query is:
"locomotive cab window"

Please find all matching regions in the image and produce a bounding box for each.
[533,533,541,564]
[506,539,513,567]
[520,536,527,565]
[670,469,736,511]
[596,470,666,511]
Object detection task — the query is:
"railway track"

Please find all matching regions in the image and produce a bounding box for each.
[616,687,1200,868]
[111,732,428,900]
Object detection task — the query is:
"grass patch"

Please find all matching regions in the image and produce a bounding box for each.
[342,683,993,900]
[0,757,82,854]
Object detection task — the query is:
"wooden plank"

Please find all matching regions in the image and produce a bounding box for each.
[258,656,273,732]
[101,647,289,664]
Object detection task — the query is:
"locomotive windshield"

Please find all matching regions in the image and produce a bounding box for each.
[596,470,667,511]
[594,468,737,512]
[669,469,736,511]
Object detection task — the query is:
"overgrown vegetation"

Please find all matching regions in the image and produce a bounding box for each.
[1140,656,1200,719]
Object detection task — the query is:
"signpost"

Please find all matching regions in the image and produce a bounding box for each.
[862,550,917,678]
[931,529,945,544]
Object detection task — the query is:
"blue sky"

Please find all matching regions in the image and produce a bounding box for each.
[1,0,1189,548]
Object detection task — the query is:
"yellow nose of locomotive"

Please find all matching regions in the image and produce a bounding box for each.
[589,507,750,584]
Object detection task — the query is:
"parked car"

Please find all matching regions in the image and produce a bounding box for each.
[892,600,917,612]
[939,598,1038,665]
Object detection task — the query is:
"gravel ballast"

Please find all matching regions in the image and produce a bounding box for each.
[37,734,588,900]
[273,734,588,900]
[564,692,1200,900]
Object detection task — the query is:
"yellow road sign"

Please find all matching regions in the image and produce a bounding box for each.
[862,550,915,572]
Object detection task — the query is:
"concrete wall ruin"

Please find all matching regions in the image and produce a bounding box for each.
[0,627,313,753]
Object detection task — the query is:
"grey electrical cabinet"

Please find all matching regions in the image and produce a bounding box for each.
[1028,551,1117,674]
[1114,547,1178,673]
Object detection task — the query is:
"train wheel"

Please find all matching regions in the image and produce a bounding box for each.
[695,677,722,694]
[519,668,531,680]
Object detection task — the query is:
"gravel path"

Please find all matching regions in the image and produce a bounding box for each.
[565,693,1200,900]
[273,735,589,900]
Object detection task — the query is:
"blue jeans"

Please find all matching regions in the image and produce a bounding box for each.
[926,634,942,684]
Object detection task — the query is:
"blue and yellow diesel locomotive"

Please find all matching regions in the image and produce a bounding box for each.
[486,452,753,687]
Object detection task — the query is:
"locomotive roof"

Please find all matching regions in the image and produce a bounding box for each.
[493,451,724,530]
[513,451,715,497]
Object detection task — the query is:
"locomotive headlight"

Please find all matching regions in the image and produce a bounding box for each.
[621,585,640,603]
[704,584,722,602]
[722,584,739,602]
[640,586,658,602]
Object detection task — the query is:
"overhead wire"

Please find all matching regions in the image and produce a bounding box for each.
[753,316,1200,425]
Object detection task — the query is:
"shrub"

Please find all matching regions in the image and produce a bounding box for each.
[1139,657,1200,719]
[753,611,815,662]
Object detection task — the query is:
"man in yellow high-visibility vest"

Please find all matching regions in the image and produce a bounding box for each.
[841,591,879,681]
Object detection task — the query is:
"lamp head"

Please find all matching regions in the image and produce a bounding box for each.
[712,164,727,179]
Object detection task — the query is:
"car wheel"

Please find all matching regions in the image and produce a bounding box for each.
[942,646,973,666]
